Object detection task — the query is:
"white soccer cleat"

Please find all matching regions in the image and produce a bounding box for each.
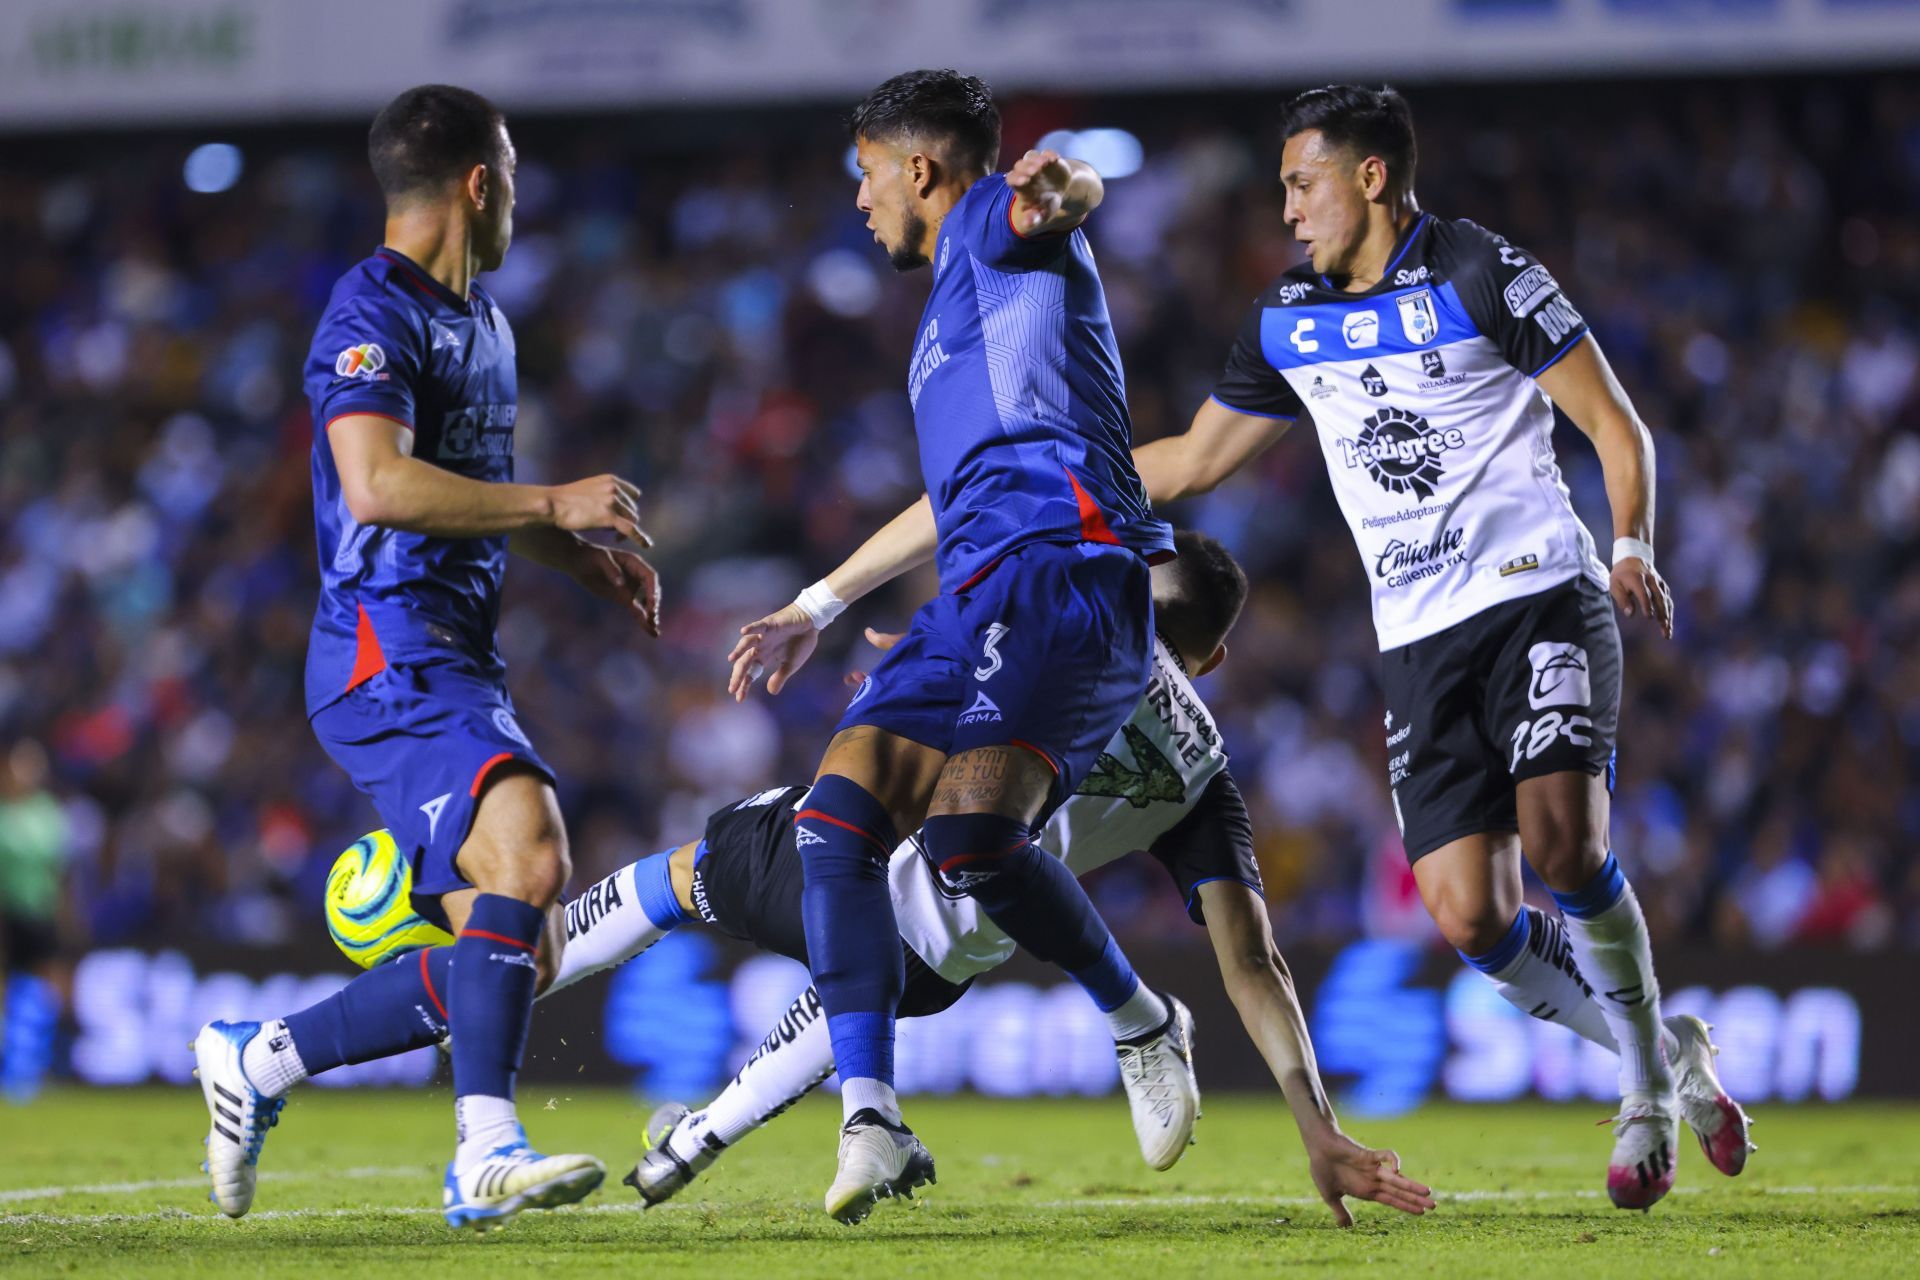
[191,1020,287,1218]
[622,1101,722,1208]
[1666,1013,1756,1177]
[1115,994,1200,1171]
[442,1130,605,1232]
[1604,1093,1678,1211]
[823,1109,936,1225]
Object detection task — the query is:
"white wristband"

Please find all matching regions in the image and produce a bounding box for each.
[794,580,846,630]
[1612,536,1655,569]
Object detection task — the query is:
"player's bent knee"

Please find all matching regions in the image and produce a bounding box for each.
[1434,901,1513,957]
[920,811,1031,888]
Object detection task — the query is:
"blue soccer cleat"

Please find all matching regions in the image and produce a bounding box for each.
[442,1128,605,1232]
[191,1020,287,1218]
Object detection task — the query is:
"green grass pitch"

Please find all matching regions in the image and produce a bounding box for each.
[3,1088,1914,1277]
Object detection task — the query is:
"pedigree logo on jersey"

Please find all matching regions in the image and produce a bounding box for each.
[1337,406,1466,501]
[334,343,386,379]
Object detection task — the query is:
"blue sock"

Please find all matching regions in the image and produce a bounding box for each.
[450,894,544,1101]
[1459,906,1531,974]
[284,946,453,1074]
[634,849,693,929]
[922,812,1140,1011]
[1550,851,1627,919]
[2,973,58,1102]
[795,775,901,1087]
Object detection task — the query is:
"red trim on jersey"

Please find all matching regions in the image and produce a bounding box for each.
[1009,739,1060,776]
[954,554,1007,593]
[419,948,448,1022]
[324,411,414,434]
[469,752,515,798]
[344,602,388,694]
[459,927,534,951]
[1065,469,1121,546]
[794,808,891,855]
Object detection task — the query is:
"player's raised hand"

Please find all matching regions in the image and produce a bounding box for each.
[1611,555,1674,640]
[1307,1134,1436,1227]
[549,474,653,549]
[1006,148,1085,233]
[727,604,819,702]
[571,542,661,638]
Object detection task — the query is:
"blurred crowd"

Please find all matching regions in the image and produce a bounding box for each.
[0,71,1917,997]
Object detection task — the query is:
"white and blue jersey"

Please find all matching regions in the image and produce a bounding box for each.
[1211,215,1609,650]
[301,249,520,716]
[911,173,1172,591]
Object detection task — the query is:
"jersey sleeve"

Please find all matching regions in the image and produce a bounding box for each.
[307,291,426,430]
[1147,770,1263,926]
[1209,297,1304,420]
[969,173,1076,272]
[1448,226,1590,378]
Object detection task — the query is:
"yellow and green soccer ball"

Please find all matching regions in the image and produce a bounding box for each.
[325,830,453,968]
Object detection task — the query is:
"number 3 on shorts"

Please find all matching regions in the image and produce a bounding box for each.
[974,622,1010,681]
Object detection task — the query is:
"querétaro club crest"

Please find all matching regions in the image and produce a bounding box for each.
[1342,406,1466,501]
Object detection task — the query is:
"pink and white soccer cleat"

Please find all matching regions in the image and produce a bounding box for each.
[1604,1094,1678,1211]
[1666,1013,1756,1177]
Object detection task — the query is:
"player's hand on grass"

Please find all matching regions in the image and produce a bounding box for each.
[844,627,906,688]
[728,605,819,701]
[1610,555,1673,639]
[1307,1134,1436,1227]
[571,543,661,638]
[1007,148,1079,233]
[549,474,653,548]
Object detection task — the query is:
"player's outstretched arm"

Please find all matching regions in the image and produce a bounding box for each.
[510,525,660,638]
[1197,880,1437,1225]
[1534,336,1674,639]
[726,494,935,701]
[330,414,654,545]
[1006,148,1103,235]
[1132,398,1293,505]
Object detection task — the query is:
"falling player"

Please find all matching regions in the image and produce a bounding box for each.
[726,69,1188,1222]
[1131,85,1752,1209]
[191,84,660,1229]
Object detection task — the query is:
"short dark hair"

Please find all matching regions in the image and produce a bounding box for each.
[1279,84,1417,199]
[849,69,1001,176]
[368,84,507,205]
[1156,530,1250,663]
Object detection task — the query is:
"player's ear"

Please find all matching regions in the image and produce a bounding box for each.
[1358,154,1389,203]
[466,163,490,212]
[907,149,938,199]
[1197,643,1227,678]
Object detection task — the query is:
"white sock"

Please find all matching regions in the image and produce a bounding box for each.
[241,1019,309,1098]
[674,984,837,1163]
[840,1077,901,1126]
[455,1094,522,1171]
[1106,983,1170,1042]
[1558,872,1673,1100]
[543,864,669,997]
[1476,907,1616,1049]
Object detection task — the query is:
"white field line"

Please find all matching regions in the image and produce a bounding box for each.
[1,1175,1913,1226]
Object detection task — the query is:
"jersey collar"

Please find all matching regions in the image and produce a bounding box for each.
[376,247,471,312]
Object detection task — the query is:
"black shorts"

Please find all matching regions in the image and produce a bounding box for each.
[1379,575,1620,864]
[3,913,59,972]
[690,787,972,1019]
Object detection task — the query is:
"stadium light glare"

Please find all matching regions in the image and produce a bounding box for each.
[183,143,243,194]
[1030,128,1143,181]
[843,144,862,181]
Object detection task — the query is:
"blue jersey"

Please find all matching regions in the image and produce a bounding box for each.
[301,249,520,717]
[909,174,1172,591]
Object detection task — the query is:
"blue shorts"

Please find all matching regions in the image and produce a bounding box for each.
[310,656,554,928]
[836,540,1154,804]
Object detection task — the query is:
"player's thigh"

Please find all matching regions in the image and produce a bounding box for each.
[1515,770,1612,894]
[926,744,1056,822]
[824,596,963,831]
[948,542,1155,803]
[1412,831,1526,954]
[816,727,948,837]
[1379,625,1517,864]
[455,765,571,907]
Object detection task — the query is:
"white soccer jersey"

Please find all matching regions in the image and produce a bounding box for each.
[1211,214,1609,651]
[888,635,1251,985]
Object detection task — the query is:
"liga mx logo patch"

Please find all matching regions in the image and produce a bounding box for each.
[335,342,386,379]
[1526,643,1592,710]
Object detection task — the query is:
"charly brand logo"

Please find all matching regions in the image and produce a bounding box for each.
[1338,407,1466,500]
[1526,643,1592,710]
[1361,364,1388,396]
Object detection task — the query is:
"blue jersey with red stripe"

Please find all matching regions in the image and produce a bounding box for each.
[301,249,520,717]
[909,174,1172,592]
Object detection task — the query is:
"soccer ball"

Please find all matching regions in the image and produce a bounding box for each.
[325,829,453,969]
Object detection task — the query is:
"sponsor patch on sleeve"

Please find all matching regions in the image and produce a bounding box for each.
[1503,265,1558,318]
[334,342,386,379]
